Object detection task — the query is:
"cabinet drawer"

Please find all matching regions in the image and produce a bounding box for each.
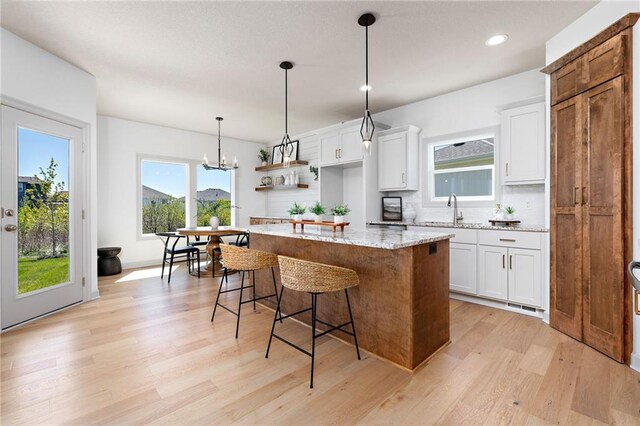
[478,230,542,250]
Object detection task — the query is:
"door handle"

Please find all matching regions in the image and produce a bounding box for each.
[499,238,516,242]
[573,187,581,206]
[4,224,17,232]
[502,254,506,269]
[335,149,338,159]
[505,162,509,176]
[510,255,513,270]
[582,187,588,205]
[338,148,342,158]
[402,173,405,184]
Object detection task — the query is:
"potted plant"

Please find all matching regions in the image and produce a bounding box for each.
[330,203,351,224]
[258,148,270,166]
[309,201,326,223]
[288,202,306,222]
[505,206,516,220]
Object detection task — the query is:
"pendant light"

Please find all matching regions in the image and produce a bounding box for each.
[359,13,376,155]
[277,61,295,168]
[202,116,238,171]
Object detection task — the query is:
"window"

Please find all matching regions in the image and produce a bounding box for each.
[427,132,496,203]
[140,159,187,235]
[196,167,231,226]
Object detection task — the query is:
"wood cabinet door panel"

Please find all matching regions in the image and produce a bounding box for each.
[582,78,624,362]
[582,32,626,93]
[550,96,583,340]
[551,60,581,105]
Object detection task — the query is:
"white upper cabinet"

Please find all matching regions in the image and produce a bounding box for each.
[319,125,364,166]
[377,125,420,191]
[501,102,545,184]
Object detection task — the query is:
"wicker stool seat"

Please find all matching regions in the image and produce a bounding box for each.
[265,256,361,389]
[211,245,280,338]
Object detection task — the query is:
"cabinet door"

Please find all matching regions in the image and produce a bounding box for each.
[450,243,477,295]
[477,245,508,301]
[582,78,625,362]
[319,133,340,166]
[502,103,545,184]
[339,128,363,163]
[378,133,407,190]
[550,96,584,341]
[508,248,542,307]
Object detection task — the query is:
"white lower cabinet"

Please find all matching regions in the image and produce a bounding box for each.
[477,245,509,300]
[507,248,542,307]
[478,245,542,307]
[406,225,544,309]
[450,243,477,294]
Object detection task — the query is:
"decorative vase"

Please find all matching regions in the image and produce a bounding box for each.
[314,214,323,223]
[402,203,417,223]
[284,174,291,186]
[292,214,303,222]
[209,216,219,229]
[334,215,345,224]
[261,161,268,166]
[506,213,515,220]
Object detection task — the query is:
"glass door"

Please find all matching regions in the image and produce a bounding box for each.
[1,106,84,329]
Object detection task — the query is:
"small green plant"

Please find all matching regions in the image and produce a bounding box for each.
[287,202,306,215]
[330,203,351,216]
[505,206,516,214]
[309,201,326,215]
[309,165,318,181]
[258,148,270,162]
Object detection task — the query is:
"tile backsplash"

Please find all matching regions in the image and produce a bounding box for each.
[387,184,546,226]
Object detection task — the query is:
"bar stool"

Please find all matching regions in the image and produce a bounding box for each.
[265,256,361,389]
[211,245,280,338]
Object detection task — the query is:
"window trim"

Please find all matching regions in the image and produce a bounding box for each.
[422,126,501,208]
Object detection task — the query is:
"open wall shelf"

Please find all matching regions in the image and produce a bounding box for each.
[255,160,309,172]
[255,184,309,192]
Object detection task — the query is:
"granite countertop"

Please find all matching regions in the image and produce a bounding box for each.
[247,224,453,250]
[250,216,290,220]
[368,221,549,233]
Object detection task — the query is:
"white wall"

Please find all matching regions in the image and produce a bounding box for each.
[264,69,547,225]
[97,116,266,268]
[544,0,640,371]
[0,29,99,302]
[372,69,546,225]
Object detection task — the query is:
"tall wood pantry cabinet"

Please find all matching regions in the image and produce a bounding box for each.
[543,15,637,363]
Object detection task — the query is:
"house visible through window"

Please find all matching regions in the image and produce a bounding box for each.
[428,133,495,202]
[196,167,231,226]
[140,160,187,234]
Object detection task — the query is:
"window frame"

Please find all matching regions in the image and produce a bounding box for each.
[423,126,501,207]
[137,155,191,240]
[137,154,237,240]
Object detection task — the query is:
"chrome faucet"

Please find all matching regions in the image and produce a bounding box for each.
[447,193,463,225]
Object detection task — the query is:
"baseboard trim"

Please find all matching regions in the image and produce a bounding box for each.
[631,351,640,372]
[90,290,100,301]
[121,259,162,270]
[449,292,545,319]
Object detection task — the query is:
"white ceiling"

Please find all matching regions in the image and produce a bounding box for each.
[1,1,597,142]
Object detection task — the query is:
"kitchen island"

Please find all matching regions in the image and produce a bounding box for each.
[249,224,453,370]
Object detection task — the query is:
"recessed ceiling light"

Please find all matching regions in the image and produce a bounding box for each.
[485,34,509,46]
[360,84,372,92]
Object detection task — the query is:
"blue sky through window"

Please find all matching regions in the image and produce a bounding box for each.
[197,167,231,193]
[18,127,69,190]
[142,161,186,197]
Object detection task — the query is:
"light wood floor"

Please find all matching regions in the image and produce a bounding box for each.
[1,265,639,425]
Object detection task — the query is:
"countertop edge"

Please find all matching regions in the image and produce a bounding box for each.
[368,221,549,233]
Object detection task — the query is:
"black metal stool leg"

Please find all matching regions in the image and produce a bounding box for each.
[265,285,285,358]
[161,251,167,278]
[310,292,317,389]
[271,268,283,323]
[252,271,257,311]
[345,289,361,360]
[235,271,245,339]
[211,271,225,322]
[197,252,201,278]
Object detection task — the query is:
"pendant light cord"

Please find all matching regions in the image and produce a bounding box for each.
[365,25,369,110]
[217,118,221,165]
[285,68,288,135]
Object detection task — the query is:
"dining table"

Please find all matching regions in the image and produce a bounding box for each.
[176,226,247,276]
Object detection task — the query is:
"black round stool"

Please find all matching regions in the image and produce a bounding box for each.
[98,247,122,276]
